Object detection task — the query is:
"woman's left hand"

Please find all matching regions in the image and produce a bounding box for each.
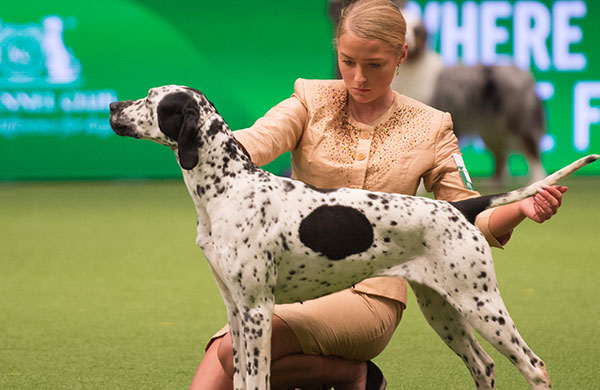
[519,185,568,223]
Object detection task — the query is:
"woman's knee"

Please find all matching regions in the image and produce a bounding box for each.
[191,337,233,389]
[215,317,302,373]
[270,315,303,359]
[216,333,234,378]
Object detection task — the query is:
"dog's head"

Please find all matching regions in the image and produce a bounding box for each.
[109,85,216,170]
[404,11,428,62]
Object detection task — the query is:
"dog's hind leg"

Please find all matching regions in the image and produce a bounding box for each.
[411,283,497,390]
[453,287,550,389]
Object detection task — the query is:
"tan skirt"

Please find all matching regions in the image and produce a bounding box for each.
[207,288,404,361]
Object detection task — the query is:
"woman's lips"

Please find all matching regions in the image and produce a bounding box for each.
[353,87,370,94]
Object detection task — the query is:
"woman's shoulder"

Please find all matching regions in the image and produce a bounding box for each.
[393,91,445,116]
[390,92,452,137]
[293,78,347,110]
[294,78,345,91]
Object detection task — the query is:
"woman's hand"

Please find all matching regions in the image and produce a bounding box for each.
[519,185,568,223]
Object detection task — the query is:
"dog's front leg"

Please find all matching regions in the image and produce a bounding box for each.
[220,256,276,390]
[236,298,275,390]
[206,262,249,389]
[227,304,247,390]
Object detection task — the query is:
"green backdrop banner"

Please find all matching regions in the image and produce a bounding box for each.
[406,0,600,177]
[0,0,598,180]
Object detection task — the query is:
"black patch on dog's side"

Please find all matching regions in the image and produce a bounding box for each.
[299,205,374,260]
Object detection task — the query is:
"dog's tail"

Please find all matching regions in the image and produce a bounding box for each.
[450,154,599,224]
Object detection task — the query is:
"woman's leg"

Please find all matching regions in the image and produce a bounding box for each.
[191,290,403,389]
[270,352,367,390]
[215,315,368,390]
[190,336,232,389]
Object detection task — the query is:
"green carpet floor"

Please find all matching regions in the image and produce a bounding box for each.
[1,178,598,389]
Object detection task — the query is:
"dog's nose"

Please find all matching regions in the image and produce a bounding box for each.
[109,102,119,113]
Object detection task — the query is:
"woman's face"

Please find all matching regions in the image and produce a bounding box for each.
[337,29,406,105]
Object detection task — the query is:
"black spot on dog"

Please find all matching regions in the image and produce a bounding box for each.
[298,205,374,260]
[207,119,223,137]
[279,233,290,251]
[283,181,296,192]
[486,363,494,377]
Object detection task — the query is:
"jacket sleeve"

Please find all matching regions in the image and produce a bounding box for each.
[424,112,507,248]
[233,79,309,167]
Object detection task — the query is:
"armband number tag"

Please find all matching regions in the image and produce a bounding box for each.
[452,153,474,190]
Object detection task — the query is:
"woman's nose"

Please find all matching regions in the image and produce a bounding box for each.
[354,66,367,83]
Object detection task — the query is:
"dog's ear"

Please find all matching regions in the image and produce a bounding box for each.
[157,93,186,141]
[177,102,200,170]
[157,93,200,170]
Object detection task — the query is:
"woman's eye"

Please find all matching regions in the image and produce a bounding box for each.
[343,60,354,65]
[369,63,382,68]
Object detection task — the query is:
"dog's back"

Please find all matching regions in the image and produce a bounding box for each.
[430,64,544,142]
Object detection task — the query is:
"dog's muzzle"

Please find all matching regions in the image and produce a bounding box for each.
[109,101,140,138]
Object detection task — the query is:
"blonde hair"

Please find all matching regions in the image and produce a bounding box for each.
[336,0,407,54]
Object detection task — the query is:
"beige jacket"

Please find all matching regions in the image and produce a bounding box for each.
[234,79,504,305]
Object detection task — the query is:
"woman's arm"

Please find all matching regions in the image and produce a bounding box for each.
[234,95,307,166]
[234,79,311,167]
[427,112,569,247]
[488,185,568,243]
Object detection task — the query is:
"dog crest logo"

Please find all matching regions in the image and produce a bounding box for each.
[0,15,118,138]
[0,16,81,87]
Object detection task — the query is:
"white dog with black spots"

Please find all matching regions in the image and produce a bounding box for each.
[109,85,597,390]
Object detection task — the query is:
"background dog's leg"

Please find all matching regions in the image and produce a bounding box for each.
[411,283,497,390]
[521,136,546,183]
[481,134,509,188]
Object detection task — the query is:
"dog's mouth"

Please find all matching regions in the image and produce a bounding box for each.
[109,101,141,139]
[110,120,140,138]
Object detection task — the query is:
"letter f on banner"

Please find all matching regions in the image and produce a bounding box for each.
[574,82,600,152]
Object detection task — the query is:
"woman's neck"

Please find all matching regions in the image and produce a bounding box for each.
[347,88,395,125]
